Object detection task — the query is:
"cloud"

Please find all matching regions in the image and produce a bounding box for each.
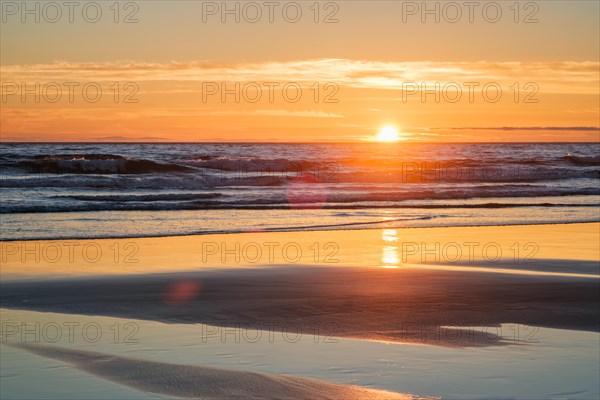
[203,109,344,118]
[97,135,168,141]
[439,127,600,131]
[2,59,598,94]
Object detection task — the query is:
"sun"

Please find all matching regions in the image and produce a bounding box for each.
[376,126,400,142]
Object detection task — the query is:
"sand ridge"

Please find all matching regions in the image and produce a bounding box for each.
[12,343,425,400]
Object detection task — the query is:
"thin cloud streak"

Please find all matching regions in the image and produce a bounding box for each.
[2,59,598,94]
[440,127,600,132]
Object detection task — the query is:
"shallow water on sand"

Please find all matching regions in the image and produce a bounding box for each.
[1,309,598,399]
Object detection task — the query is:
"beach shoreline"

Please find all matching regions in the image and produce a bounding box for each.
[1,218,598,242]
[2,223,598,347]
[1,222,599,278]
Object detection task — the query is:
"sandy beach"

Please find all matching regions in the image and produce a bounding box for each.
[2,260,599,346]
[2,223,599,344]
[9,343,416,400]
[1,223,599,398]
[2,222,598,278]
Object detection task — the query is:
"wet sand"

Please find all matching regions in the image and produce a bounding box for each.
[1,222,598,279]
[1,263,598,346]
[11,343,421,400]
[1,223,599,398]
[1,223,599,347]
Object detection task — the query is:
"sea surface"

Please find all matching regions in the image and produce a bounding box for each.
[1,142,599,240]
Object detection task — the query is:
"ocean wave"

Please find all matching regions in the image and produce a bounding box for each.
[13,154,196,174]
[5,168,595,189]
[2,197,598,214]
[563,154,600,166]
[3,151,600,182]
[185,155,323,173]
[2,144,599,217]
[51,193,223,202]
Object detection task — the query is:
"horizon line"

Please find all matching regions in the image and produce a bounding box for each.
[1,141,599,145]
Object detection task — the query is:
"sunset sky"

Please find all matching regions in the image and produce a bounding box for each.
[1,0,599,142]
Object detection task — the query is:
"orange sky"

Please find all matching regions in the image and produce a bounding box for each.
[1,1,599,142]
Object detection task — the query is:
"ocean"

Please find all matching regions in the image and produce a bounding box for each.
[1,142,598,240]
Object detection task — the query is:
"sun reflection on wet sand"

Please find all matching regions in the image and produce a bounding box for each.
[381,229,400,268]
